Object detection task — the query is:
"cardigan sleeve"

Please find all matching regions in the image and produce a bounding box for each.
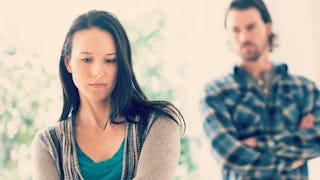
[133,116,181,180]
[32,132,60,180]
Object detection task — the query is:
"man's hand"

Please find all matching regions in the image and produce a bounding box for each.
[240,115,313,170]
[299,114,315,130]
[289,114,315,169]
[291,160,304,169]
[242,137,257,147]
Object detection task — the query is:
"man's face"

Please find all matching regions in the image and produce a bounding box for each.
[226,7,271,62]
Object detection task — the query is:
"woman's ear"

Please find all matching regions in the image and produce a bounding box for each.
[64,57,72,73]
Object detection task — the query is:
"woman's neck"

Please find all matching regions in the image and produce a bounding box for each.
[76,97,111,130]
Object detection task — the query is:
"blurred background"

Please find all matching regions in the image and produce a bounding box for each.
[0,0,319,179]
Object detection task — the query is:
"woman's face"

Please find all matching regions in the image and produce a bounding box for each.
[65,27,118,103]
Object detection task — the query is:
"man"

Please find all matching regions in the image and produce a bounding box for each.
[201,0,320,179]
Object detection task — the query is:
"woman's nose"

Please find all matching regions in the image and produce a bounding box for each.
[92,63,105,78]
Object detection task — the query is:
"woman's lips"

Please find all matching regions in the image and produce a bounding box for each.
[89,83,107,88]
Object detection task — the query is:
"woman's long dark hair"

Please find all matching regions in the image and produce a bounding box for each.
[59,10,185,133]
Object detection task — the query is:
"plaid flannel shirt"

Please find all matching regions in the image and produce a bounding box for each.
[202,64,320,180]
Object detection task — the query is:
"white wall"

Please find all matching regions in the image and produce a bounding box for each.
[308,1,320,179]
[312,0,320,86]
[267,1,317,81]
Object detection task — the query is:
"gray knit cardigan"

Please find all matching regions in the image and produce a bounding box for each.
[32,113,180,180]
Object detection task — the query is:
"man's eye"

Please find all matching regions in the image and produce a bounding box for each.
[247,25,255,31]
[233,28,240,34]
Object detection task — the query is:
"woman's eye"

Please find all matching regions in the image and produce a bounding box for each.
[105,59,117,63]
[81,58,92,62]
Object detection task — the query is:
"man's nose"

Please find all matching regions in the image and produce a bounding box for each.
[239,31,250,43]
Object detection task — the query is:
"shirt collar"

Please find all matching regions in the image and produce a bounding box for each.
[233,63,288,86]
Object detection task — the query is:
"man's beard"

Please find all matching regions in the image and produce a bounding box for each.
[242,49,260,61]
[239,41,267,62]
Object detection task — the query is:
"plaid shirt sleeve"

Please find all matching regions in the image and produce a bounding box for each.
[255,79,320,160]
[202,82,297,177]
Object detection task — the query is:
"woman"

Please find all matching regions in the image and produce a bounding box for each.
[32,10,185,180]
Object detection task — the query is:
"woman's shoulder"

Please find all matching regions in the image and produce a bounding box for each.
[33,118,72,146]
[151,114,180,133]
[143,113,181,137]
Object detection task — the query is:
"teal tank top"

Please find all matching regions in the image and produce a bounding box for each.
[76,140,124,180]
